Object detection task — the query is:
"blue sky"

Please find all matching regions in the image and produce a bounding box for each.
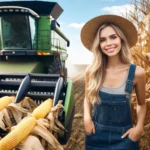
[50,0,134,64]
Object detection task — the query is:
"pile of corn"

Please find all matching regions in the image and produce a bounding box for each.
[0,96,65,150]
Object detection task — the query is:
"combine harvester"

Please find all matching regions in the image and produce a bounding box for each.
[0,0,74,144]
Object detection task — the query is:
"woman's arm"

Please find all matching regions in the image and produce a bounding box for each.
[84,97,92,120]
[122,66,146,141]
[84,98,96,134]
[134,66,146,129]
[136,104,146,130]
[84,74,95,134]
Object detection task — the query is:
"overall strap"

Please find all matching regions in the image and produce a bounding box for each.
[125,64,136,93]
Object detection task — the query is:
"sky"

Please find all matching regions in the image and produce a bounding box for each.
[50,0,134,64]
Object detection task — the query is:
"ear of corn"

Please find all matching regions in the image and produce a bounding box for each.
[0,96,13,111]
[0,117,36,150]
[32,98,53,120]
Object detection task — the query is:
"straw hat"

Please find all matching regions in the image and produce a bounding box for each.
[81,14,138,51]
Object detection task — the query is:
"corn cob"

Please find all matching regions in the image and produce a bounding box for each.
[0,96,13,111]
[32,98,53,120]
[0,117,36,150]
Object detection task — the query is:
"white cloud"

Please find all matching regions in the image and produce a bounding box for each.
[101,4,134,16]
[68,23,85,29]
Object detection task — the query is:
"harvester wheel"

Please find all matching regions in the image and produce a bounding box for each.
[48,61,61,74]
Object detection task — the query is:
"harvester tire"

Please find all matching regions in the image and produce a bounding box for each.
[48,61,61,74]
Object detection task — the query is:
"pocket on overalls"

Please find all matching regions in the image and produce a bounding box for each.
[127,135,137,143]
[85,122,109,146]
[100,100,126,123]
[124,135,139,150]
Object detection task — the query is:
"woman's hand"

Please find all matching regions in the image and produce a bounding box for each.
[121,126,143,142]
[84,117,95,135]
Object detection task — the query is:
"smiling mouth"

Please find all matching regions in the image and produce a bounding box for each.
[105,47,116,53]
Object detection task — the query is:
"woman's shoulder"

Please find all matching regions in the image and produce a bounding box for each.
[135,65,145,76]
[134,65,145,84]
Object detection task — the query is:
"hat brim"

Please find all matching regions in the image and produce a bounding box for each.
[81,15,138,51]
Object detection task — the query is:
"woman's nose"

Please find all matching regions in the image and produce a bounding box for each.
[106,39,112,45]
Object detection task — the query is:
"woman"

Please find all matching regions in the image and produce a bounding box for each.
[81,15,146,150]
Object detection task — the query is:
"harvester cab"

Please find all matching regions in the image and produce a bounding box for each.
[0,0,74,144]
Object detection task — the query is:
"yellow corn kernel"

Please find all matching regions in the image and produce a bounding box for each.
[0,117,36,150]
[0,96,13,111]
[32,98,53,120]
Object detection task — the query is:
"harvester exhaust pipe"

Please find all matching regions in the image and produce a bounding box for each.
[15,74,31,103]
[53,76,64,106]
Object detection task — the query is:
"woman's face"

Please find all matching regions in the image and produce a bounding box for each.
[99,26,121,57]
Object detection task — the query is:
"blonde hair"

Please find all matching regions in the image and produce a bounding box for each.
[85,23,131,105]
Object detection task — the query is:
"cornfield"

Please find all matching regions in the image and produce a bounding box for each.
[64,0,150,150]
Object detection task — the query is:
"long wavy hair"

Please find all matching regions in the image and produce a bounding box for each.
[85,23,131,105]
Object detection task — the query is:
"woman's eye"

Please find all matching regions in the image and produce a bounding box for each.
[100,39,105,42]
[111,36,117,39]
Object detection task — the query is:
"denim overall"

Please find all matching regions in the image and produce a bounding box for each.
[85,64,139,150]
